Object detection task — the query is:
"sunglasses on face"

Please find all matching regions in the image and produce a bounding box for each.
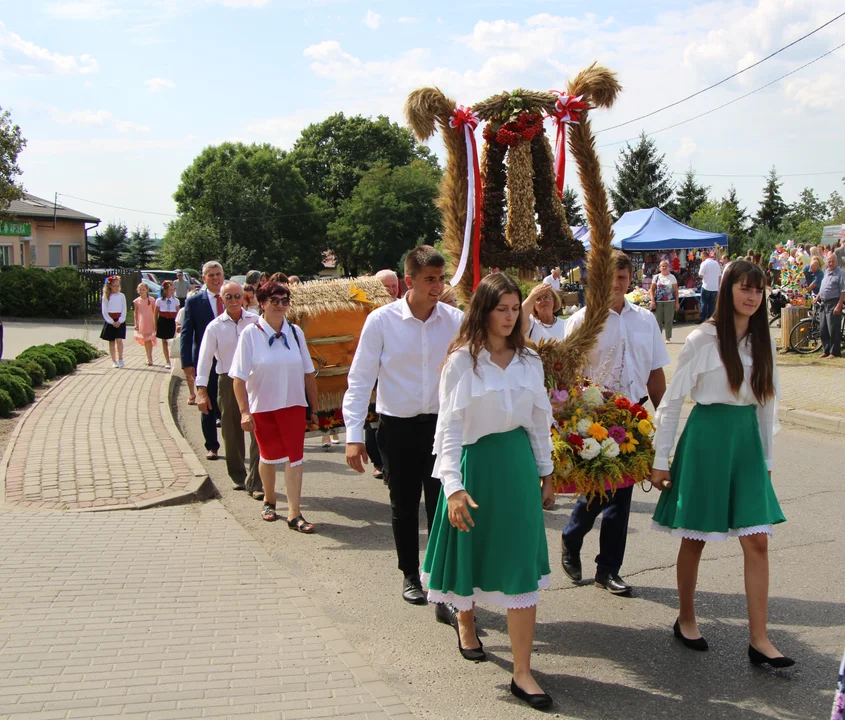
[266,296,290,306]
[223,293,243,300]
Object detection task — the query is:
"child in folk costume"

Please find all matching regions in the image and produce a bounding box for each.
[133,283,158,366]
[155,281,179,369]
[100,275,127,368]
[422,273,556,709]
[651,259,793,668]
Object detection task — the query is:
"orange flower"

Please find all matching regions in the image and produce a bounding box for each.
[587,423,608,441]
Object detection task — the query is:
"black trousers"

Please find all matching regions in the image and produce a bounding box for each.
[377,414,440,576]
[820,298,842,357]
[562,485,634,575]
[365,422,383,470]
[201,359,220,452]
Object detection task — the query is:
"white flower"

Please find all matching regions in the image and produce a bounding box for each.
[600,438,620,458]
[576,418,593,437]
[581,386,604,409]
[578,437,601,460]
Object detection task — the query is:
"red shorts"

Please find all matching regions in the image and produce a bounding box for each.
[252,406,306,465]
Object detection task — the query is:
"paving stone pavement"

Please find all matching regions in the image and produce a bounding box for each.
[0,502,414,720]
[0,342,207,509]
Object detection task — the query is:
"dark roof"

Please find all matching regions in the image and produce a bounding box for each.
[5,193,100,224]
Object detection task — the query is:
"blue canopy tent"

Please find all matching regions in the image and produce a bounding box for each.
[579,208,727,251]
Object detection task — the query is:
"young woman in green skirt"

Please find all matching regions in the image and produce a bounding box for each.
[421,273,557,709]
[651,259,794,668]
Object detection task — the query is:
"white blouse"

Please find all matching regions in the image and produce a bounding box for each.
[527,315,567,342]
[433,346,554,498]
[155,296,180,314]
[653,324,780,472]
[101,292,127,324]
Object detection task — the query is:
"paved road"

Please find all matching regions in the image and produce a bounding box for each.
[176,383,844,720]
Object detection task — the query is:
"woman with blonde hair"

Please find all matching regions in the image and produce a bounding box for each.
[521,283,566,342]
[439,285,459,308]
[649,260,680,343]
[133,283,158,366]
[100,275,127,368]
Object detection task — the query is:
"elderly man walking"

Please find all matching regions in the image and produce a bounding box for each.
[181,261,226,459]
[196,281,262,496]
[818,252,845,359]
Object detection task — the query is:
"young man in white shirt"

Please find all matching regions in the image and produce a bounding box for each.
[196,282,261,496]
[543,267,562,292]
[560,251,669,595]
[344,247,463,606]
[698,252,722,322]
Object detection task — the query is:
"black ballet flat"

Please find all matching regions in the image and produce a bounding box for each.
[673,619,709,652]
[453,622,486,662]
[748,644,795,669]
[510,679,553,709]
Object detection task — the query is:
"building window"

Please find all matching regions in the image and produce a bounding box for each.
[68,245,80,266]
[29,245,36,266]
[49,244,62,268]
[0,245,11,266]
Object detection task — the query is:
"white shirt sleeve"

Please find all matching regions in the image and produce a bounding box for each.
[755,341,780,472]
[228,326,253,384]
[342,311,383,445]
[652,338,697,471]
[525,358,554,477]
[117,294,126,323]
[101,295,111,324]
[195,322,217,388]
[433,354,467,498]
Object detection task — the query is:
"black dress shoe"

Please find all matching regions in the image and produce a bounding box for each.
[561,539,582,582]
[748,644,795,668]
[594,571,632,595]
[673,619,709,651]
[510,679,552,709]
[402,575,427,605]
[434,602,458,627]
[453,623,486,662]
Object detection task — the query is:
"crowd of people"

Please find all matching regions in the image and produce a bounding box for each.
[98,244,815,709]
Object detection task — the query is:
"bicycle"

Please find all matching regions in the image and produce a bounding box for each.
[767,287,788,328]
[789,298,845,354]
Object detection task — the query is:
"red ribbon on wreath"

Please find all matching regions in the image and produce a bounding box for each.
[549,91,587,199]
[448,106,483,290]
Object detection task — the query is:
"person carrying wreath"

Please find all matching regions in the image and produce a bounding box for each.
[649,259,680,343]
[650,259,793,668]
[422,273,556,709]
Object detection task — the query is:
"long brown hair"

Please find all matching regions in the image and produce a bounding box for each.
[446,273,527,371]
[711,260,774,404]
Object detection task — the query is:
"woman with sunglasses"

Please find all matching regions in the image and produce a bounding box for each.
[230,282,320,530]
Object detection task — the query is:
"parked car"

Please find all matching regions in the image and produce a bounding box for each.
[143,269,201,288]
[228,275,247,286]
[140,272,161,298]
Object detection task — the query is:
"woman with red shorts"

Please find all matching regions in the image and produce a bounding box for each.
[229,282,320,531]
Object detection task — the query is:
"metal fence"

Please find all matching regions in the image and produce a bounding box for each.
[78,268,141,315]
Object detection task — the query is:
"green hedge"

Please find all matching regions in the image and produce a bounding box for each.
[55,339,100,363]
[0,374,29,408]
[0,364,33,387]
[0,266,89,318]
[19,351,56,379]
[20,345,76,375]
[11,359,45,386]
[0,389,13,418]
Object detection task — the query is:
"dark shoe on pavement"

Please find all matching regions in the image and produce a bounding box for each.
[453,623,486,662]
[561,538,582,582]
[595,571,632,595]
[206,450,218,460]
[402,574,427,605]
[434,602,458,627]
[673,618,709,651]
[232,482,246,491]
[510,679,553,709]
[748,644,795,669]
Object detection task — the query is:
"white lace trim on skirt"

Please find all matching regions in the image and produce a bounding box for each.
[421,573,551,612]
[651,521,774,542]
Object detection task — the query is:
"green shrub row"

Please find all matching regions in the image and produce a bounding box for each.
[0,266,89,318]
[0,339,100,418]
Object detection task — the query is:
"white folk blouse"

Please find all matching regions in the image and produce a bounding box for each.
[433,346,554,498]
[653,324,780,472]
[101,292,127,324]
[527,315,567,342]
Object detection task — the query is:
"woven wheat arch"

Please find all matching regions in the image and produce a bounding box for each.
[405,63,622,388]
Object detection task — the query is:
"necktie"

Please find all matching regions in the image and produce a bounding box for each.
[215,294,223,316]
[268,331,289,349]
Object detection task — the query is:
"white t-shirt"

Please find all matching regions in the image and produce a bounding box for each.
[542,274,561,292]
[698,257,722,292]
[229,317,314,414]
[155,296,180,314]
[527,315,567,342]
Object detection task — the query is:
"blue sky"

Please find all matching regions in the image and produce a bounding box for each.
[2,0,844,238]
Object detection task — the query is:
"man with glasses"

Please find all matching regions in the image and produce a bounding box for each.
[196,281,261,496]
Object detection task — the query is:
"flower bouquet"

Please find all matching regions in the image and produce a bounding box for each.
[625,287,650,308]
[547,381,656,500]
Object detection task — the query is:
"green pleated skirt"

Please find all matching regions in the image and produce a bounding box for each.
[421,427,551,611]
[652,403,786,541]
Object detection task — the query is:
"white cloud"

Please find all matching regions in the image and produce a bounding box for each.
[219,0,269,7]
[247,110,330,149]
[145,77,176,92]
[784,73,843,111]
[362,9,382,30]
[114,120,151,133]
[397,17,420,24]
[48,107,150,133]
[45,0,121,21]
[0,21,98,75]
[675,137,698,161]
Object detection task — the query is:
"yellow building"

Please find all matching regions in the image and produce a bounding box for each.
[0,193,100,269]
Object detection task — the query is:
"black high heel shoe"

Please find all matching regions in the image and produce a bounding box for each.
[510,679,553,709]
[673,618,709,652]
[453,622,486,662]
[748,644,795,669]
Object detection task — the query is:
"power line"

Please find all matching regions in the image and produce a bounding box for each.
[595,11,845,134]
[597,42,845,150]
[599,165,845,179]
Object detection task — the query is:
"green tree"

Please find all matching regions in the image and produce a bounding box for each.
[169,142,328,276]
[562,186,585,226]
[89,222,128,268]
[123,226,156,268]
[752,167,789,231]
[789,187,827,224]
[827,190,844,220]
[326,160,441,276]
[672,169,709,223]
[290,113,438,208]
[0,106,26,217]
[721,185,750,255]
[610,132,674,217]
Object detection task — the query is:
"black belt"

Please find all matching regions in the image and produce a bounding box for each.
[380,413,438,423]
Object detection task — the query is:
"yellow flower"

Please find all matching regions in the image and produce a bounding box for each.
[637,419,653,436]
[619,432,639,454]
[588,423,608,441]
